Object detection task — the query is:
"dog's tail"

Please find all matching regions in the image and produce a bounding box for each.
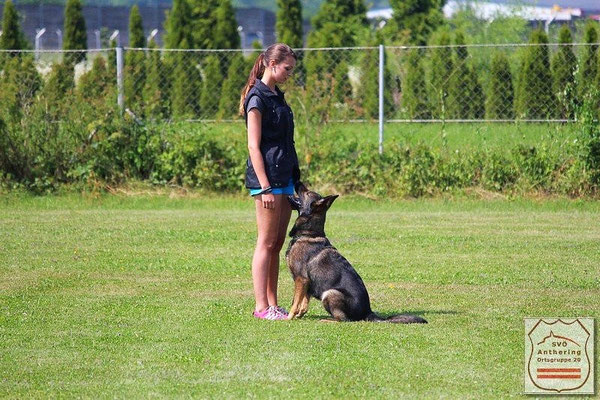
[365,312,427,324]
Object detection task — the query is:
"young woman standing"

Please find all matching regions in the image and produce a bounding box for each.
[239,43,299,320]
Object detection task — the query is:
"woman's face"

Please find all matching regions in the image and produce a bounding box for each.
[271,56,296,83]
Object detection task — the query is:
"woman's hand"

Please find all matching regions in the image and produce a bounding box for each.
[261,193,275,209]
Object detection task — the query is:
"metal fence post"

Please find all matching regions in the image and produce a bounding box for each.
[116,46,124,113]
[378,44,384,155]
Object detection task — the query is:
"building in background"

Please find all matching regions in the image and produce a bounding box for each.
[0,2,282,50]
[368,0,600,31]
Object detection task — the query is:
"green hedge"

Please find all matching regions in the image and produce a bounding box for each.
[1,111,597,197]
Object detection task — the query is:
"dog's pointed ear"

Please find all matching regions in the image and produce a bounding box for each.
[315,195,338,210]
[287,195,301,211]
[295,181,307,195]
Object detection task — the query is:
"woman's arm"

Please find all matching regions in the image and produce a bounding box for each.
[247,109,275,208]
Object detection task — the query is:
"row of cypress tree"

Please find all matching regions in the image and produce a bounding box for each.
[404,23,600,121]
[2,0,600,121]
[0,0,87,63]
[0,0,436,120]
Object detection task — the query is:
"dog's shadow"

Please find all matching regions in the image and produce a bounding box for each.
[300,309,460,321]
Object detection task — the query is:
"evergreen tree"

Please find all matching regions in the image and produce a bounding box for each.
[1,0,29,53]
[276,0,304,84]
[429,31,453,118]
[0,56,41,119]
[125,5,146,114]
[551,25,577,119]
[388,0,445,45]
[143,39,169,119]
[164,0,194,49]
[276,0,303,48]
[578,20,598,99]
[359,52,379,119]
[170,54,191,118]
[485,52,514,119]
[78,56,110,100]
[447,31,470,119]
[515,29,555,119]
[164,0,200,118]
[403,49,430,119]
[63,0,87,65]
[358,32,393,119]
[468,62,485,119]
[107,38,117,86]
[446,32,485,119]
[218,52,248,119]
[129,5,145,48]
[40,62,75,118]
[214,0,240,49]
[170,39,200,118]
[199,55,221,118]
[597,50,600,107]
[308,0,367,48]
[189,0,219,48]
[333,60,352,104]
[202,0,240,117]
[305,0,367,122]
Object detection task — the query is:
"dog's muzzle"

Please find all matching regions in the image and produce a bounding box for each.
[287,195,301,211]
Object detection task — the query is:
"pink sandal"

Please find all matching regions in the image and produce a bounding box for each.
[253,306,287,320]
[274,306,289,316]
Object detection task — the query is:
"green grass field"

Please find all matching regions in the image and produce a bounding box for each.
[1,193,598,398]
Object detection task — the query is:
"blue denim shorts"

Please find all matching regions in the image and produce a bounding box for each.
[250,179,294,196]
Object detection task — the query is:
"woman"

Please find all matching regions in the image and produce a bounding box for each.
[239,43,300,320]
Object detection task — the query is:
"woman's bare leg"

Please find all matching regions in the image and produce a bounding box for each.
[266,197,292,306]
[252,195,289,312]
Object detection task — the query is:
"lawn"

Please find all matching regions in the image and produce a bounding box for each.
[1,193,598,398]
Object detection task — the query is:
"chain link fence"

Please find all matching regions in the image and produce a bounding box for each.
[1,43,598,124]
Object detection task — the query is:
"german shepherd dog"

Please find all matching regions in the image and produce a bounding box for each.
[286,182,427,324]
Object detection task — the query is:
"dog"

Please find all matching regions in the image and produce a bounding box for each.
[285,182,427,324]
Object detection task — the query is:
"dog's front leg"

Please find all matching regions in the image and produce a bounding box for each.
[297,292,311,318]
[288,277,309,320]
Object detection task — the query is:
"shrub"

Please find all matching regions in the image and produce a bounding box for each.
[152,128,244,190]
[578,86,600,188]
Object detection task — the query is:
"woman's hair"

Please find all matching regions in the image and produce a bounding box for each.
[239,43,297,116]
